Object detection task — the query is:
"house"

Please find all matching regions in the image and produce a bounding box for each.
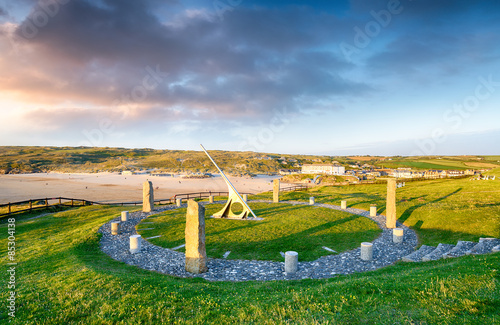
[392,169,412,178]
[279,169,300,175]
[302,164,345,175]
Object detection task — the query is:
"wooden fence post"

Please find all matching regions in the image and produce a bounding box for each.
[45,199,48,207]
[29,200,32,211]
[8,202,11,214]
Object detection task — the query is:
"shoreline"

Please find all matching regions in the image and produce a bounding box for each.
[0,172,282,204]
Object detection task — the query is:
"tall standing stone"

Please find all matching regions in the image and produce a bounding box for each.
[386,179,397,229]
[143,181,154,212]
[273,179,280,203]
[185,200,208,274]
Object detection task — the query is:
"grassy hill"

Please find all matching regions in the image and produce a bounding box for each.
[1,173,499,323]
[1,146,499,176]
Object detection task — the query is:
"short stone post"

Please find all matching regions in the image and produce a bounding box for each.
[309,197,315,205]
[393,228,404,243]
[185,200,208,274]
[143,181,154,212]
[129,235,141,254]
[370,205,377,217]
[111,221,120,235]
[341,200,347,210]
[176,198,182,207]
[386,179,397,229]
[360,242,373,261]
[209,195,214,204]
[121,211,129,222]
[273,179,280,203]
[285,251,298,274]
[242,194,248,202]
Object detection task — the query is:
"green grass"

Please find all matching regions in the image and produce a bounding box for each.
[253,177,500,246]
[138,203,381,261]
[0,205,499,324]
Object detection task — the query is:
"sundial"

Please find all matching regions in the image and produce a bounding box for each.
[200,144,261,220]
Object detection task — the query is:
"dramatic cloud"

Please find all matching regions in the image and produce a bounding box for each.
[0,0,499,153]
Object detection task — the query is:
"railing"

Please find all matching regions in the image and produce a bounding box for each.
[0,191,252,218]
[280,184,310,192]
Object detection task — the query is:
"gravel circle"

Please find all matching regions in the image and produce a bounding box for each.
[99,200,418,282]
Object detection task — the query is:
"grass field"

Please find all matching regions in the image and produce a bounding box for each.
[138,203,381,261]
[1,173,499,324]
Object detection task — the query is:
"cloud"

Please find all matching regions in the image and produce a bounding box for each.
[1,0,366,125]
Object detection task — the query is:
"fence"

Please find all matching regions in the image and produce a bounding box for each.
[281,184,310,192]
[0,190,255,218]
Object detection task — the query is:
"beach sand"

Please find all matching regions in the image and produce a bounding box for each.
[0,172,281,204]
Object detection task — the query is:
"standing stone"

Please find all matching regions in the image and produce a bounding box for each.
[360,242,373,261]
[386,179,397,229]
[143,181,154,212]
[121,211,129,222]
[243,194,248,202]
[285,251,298,274]
[273,179,280,203]
[209,195,214,204]
[176,198,182,207]
[129,235,142,254]
[370,205,377,217]
[341,200,347,210]
[393,228,404,243]
[309,197,315,205]
[185,200,208,274]
[111,221,120,235]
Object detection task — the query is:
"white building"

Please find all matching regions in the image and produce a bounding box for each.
[302,164,345,175]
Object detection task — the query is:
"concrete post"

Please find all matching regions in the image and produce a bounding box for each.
[273,179,280,203]
[121,211,129,222]
[185,200,208,274]
[111,222,120,235]
[209,195,214,204]
[360,242,373,261]
[341,200,347,210]
[285,251,298,274]
[176,198,182,207]
[242,194,248,202]
[386,179,397,229]
[309,197,315,205]
[370,205,377,217]
[142,181,154,212]
[129,235,141,254]
[393,228,404,243]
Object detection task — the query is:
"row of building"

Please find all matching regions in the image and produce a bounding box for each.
[280,164,478,179]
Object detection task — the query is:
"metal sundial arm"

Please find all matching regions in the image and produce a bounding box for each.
[200,144,258,219]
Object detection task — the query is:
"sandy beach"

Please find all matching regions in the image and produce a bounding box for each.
[0,172,282,204]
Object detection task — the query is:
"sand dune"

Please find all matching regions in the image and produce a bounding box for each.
[0,172,281,204]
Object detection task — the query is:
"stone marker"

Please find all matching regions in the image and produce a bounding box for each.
[386,179,397,229]
[341,200,347,210]
[111,221,120,235]
[129,235,141,254]
[360,242,373,261]
[142,181,154,212]
[393,228,404,243]
[273,179,280,203]
[309,197,315,205]
[285,251,298,274]
[185,200,208,274]
[370,205,377,217]
[209,195,214,204]
[176,198,182,207]
[121,211,129,222]
[243,194,248,202]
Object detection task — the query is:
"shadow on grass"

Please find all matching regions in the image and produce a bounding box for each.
[399,188,463,224]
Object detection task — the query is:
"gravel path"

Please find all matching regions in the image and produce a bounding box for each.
[99,201,418,282]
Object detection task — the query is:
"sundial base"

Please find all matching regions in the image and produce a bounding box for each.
[210,215,264,221]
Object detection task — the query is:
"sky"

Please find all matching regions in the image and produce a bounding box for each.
[0,0,499,156]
